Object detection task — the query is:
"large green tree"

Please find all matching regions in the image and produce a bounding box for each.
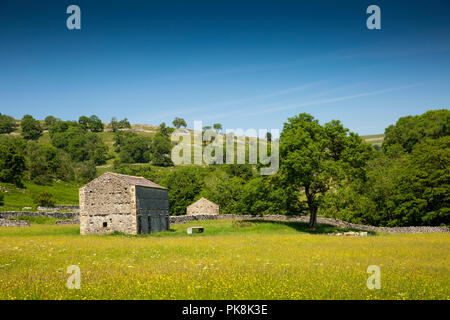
[0,136,26,186]
[21,115,43,140]
[114,131,151,163]
[172,117,187,129]
[44,115,59,129]
[88,115,104,133]
[279,113,373,228]
[150,124,173,166]
[0,113,17,134]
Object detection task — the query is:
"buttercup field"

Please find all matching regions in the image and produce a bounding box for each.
[1,221,448,300]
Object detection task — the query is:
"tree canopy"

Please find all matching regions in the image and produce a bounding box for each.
[0,113,17,134]
[0,135,26,186]
[21,115,43,140]
[383,109,449,153]
[279,113,373,228]
[172,117,187,129]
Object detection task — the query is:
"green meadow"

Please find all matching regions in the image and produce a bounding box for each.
[0,220,448,300]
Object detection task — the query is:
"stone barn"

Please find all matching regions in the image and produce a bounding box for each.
[79,172,169,235]
[187,197,219,216]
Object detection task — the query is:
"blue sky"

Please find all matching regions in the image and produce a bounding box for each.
[1,0,449,135]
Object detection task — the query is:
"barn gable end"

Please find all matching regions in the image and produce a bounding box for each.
[187,197,220,216]
[79,172,169,235]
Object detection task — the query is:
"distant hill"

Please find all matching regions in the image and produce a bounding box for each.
[361,134,384,147]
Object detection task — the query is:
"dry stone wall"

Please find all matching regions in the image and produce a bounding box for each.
[0,218,30,227]
[55,217,80,225]
[37,205,79,212]
[0,211,78,219]
[1,210,446,234]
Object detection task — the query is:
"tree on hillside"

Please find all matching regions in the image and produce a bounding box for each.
[49,122,108,165]
[44,116,59,129]
[213,123,222,133]
[21,115,43,140]
[88,115,104,132]
[157,122,174,137]
[118,118,131,129]
[74,160,97,182]
[279,113,373,228]
[147,123,174,166]
[172,117,187,129]
[110,117,119,132]
[266,132,272,142]
[78,116,90,130]
[114,131,151,163]
[110,117,131,132]
[151,134,173,166]
[0,113,17,134]
[26,141,75,184]
[0,135,26,186]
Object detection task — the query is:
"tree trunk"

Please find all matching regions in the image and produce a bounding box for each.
[309,206,318,229]
[305,186,318,229]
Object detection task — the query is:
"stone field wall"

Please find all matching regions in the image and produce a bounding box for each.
[0,211,447,233]
[55,217,80,225]
[0,211,78,219]
[0,218,30,227]
[37,205,80,212]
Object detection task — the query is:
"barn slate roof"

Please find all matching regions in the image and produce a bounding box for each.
[84,172,167,190]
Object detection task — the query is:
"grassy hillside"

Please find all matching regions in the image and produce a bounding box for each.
[0,220,448,299]
[0,181,81,211]
[361,134,384,147]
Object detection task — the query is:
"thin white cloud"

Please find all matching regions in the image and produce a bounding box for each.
[204,83,420,120]
[253,84,420,115]
[153,81,322,120]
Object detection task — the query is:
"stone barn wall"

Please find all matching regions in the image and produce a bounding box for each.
[79,175,137,235]
[135,186,169,233]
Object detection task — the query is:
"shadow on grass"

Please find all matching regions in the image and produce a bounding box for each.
[104,219,376,238]
[239,219,371,235]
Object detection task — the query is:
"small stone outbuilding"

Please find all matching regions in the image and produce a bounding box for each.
[79,172,169,235]
[187,197,219,216]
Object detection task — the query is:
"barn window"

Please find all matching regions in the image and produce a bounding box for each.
[103,222,107,228]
